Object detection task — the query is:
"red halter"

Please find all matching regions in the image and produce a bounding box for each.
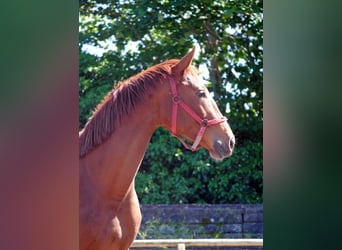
[168,76,227,151]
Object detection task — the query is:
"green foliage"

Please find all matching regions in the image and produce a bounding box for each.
[79,0,263,203]
[136,128,262,204]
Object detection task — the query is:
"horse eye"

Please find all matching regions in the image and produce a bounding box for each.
[197,91,206,98]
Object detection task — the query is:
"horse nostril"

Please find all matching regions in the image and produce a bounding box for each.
[229,137,235,150]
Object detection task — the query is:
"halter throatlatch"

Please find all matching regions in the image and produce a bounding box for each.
[169,76,227,151]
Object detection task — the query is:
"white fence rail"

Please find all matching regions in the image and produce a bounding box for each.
[132,239,263,249]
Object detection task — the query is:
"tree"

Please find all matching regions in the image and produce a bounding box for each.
[79,0,263,204]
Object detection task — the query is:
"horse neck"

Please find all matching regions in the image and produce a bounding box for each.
[80,99,159,205]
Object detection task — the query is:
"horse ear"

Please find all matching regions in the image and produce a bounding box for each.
[172,46,196,75]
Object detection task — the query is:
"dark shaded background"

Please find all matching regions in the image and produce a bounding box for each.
[0,0,341,249]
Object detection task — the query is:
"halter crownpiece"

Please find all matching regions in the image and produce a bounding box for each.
[168,76,227,151]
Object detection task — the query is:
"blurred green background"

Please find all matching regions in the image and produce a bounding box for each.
[79,0,263,204]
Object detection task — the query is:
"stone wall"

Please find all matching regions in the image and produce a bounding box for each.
[135,204,263,250]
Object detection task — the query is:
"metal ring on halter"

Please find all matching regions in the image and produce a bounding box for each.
[201,119,208,127]
[172,96,181,103]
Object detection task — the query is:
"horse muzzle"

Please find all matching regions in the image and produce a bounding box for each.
[210,136,235,161]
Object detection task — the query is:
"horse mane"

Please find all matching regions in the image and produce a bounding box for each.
[79,59,181,158]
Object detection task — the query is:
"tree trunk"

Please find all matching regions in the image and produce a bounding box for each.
[204,21,226,112]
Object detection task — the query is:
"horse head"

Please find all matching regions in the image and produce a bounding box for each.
[165,47,235,160]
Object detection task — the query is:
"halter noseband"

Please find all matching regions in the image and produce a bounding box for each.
[169,76,227,151]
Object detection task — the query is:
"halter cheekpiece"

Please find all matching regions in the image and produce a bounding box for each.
[168,76,227,151]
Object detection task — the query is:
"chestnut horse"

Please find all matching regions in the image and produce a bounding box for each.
[79,47,235,250]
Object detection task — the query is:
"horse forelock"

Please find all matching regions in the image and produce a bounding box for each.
[79,60,180,158]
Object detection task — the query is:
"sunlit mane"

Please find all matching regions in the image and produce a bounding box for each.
[79,59,198,158]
